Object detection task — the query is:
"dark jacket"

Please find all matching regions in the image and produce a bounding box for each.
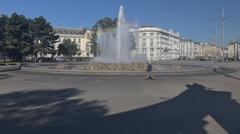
[147,63,153,72]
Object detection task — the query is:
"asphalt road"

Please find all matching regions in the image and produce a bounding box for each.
[0,69,240,134]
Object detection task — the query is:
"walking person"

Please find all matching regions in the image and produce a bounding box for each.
[145,62,154,80]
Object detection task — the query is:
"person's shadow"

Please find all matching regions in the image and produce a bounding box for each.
[95,83,240,134]
[0,84,239,134]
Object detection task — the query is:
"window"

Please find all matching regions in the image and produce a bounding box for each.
[161,37,169,41]
[142,42,146,47]
[150,38,154,46]
[77,45,81,50]
[142,33,147,36]
[142,38,147,47]
[78,39,81,43]
[150,33,154,36]
[87,33,91,39]
[143,48,147,52]
[150,54,154,57]
[86,44,90,51]
[150,48,154,52]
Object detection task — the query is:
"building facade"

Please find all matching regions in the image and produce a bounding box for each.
[180,39,195,59]
[54,28,94,60]
[228,42,240,61]
[203,44,218,60]
[133,26,181,61]
[193,42,206,58]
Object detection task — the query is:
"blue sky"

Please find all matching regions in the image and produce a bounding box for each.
[0,0,239,45]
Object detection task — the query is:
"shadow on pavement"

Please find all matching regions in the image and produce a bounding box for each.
[0,84,239,134]
[0,88,108,134]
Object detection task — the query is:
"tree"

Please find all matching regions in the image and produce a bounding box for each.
[92,17,117,31]
[90,31,97,56]
[90,17,117,56]
[4,13,32,61]
[0,15,7,62]
[29,16,59,62]
[49,49,57,61]
[58,39,78,61]
[0,13,58,62]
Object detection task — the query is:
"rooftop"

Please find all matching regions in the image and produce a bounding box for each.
[137,26,180,36]
[54,28,88,35]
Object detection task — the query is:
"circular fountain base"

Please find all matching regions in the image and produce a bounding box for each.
[22,61,215,75]
[87,62,146,71]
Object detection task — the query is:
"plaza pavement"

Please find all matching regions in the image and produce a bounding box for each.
[0,62,240,134]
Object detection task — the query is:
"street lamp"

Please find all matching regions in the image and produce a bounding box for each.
[205,9,226,62]
[37,40,42,62]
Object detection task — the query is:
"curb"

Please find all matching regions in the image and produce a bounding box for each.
[21,67,214,76]
[0,65,21,72]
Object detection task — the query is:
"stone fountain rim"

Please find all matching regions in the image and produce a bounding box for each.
[21,66,215,76]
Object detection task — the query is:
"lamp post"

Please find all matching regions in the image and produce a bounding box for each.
[221,9,225,62]
[37,40,42,62]
[0,14,2,62]
[235,41,240,62]
[205,9,226,62]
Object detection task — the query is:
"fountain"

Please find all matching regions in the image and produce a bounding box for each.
[94,5,144,63]
[89,5,146,71]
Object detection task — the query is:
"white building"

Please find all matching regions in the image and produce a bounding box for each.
[133,26,181,61]
[228,42,240,61]
[193,42,206,58]
[180,39,195,59]
[54,28,94,60]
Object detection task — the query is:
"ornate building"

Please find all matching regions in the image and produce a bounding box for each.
[54,28,94,61]
[133,26,181,61]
